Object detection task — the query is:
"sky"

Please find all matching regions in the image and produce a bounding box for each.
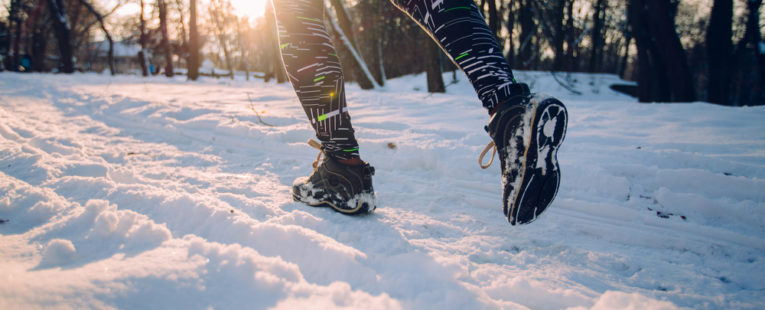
[229,0,268,18]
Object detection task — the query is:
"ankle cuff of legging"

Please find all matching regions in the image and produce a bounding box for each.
[489,83,531,115]
[325,148,361,161]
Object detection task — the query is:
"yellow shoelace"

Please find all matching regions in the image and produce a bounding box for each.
[307,139,324,171]
[479,141,497,169]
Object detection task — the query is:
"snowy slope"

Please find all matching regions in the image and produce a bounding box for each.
[0,71,763,310]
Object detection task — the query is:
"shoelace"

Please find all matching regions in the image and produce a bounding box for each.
[479,141,497,169]
[307,139,324,171]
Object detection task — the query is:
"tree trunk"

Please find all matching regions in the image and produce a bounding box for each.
[552,1,566,71]
[618,35,632,78]
[488,0,500,41]
[223,37,234,79]
[9,0,22,71]
[365,30,385,86]
[754,0,765,105]
[210,0,234,80]
[159,0,174,77]
[329,0,359,50]
[328,0,376,89]
[6,1,13,70]
[518,0,536,69]
[138,0,149,76]
[732,0,764,105]
[589,0,607,73]
[505,0,515,68]
[264,1,274,83]
[264,0,286,83]
[175,0,187,39]
[188,0,200,80]
[565,0,576,72]
[706,0,733,105]
[210,0,233,80]
[375,38,386,86]
[360,0,385,86]
[31,27,49,72]
[26,1,47,72]
[629,0,659,101]
[235,19,249,81]
[424,34,445,93]
[644,0,695,101]
[47,0,74,73]
[628,0,695,102]
[274,43,286,83]
[175,0,188,70]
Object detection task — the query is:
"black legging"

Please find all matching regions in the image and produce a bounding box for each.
[273,0,520,160]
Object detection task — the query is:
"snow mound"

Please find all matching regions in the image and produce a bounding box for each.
[587,291,683,310]
[40,238,77,267]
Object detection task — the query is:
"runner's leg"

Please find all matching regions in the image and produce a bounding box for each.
[273,0,360,160]
[390,0,526,113]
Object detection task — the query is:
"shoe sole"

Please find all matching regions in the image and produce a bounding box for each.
[292,190,375,215]
[505,96,568,225]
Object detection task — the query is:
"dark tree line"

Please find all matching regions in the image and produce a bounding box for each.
[629,0,695,102]
[321,0,762,105]
[1,0,763,106]
[386,0,762,105]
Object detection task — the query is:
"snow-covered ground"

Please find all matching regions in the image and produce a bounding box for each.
[1,71,763,310]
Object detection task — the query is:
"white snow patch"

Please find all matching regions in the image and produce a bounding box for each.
[1,71,763,309]
[577,291,683,310]
[40,238,77,266]
[543,116,557,138]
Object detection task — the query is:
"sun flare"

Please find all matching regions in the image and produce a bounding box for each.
[230,0,269,18]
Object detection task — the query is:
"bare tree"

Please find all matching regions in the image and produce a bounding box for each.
[731,0,764,105]
[138,0,149,76]
[48,0,74,73]
[158,0,173,77]
[504,0,516,68]
[564,0,577,72]
[358,0,385,86]
[706,0,733,105]
[628,0,695,102]
[424,32,444,93]
[551,1,566,71]
[188,0,200,80]
[590,0,607,73]
[234,17,249,80]
[76,0,116,75]
[25,0,47,72]
[487,0,500,41]
[7,0,23,71]
[327,0,377,89]
[517,0,537,69]
[173,0,188,69]
[264,0,285,83]
[208,0,233,79]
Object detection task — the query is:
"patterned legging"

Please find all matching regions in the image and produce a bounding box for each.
[273,0,520,160]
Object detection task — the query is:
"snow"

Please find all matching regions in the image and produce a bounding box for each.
[1,70,764,309]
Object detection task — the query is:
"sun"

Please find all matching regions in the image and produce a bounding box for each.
[229,0,269,18]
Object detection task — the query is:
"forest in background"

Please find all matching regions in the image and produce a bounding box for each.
[0,0,763,106]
